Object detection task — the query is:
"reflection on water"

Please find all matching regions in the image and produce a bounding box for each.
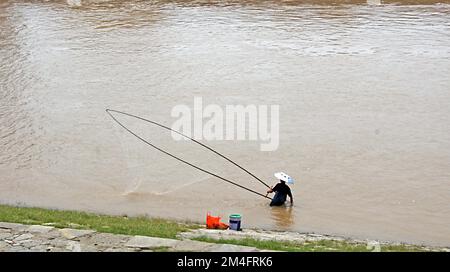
[1,0,450,246]
[269,205,295,229]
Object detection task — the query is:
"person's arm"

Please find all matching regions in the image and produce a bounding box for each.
[267,184,278,194]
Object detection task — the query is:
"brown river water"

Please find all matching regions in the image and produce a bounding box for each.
[1,0,449,246]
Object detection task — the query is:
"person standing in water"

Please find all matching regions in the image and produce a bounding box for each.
[267,172,294,206]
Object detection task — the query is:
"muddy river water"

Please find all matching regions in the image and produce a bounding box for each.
[1,0,449,246]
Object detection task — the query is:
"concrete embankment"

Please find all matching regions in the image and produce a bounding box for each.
[0,222,266,252]
[1,221,449,252]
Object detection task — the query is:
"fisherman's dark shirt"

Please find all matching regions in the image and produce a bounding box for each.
[272,183,292,198]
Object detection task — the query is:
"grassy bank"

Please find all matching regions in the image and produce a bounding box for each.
[0,204,199,239]
[0,204,437,252]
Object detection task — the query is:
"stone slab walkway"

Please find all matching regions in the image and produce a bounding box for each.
[0,222,264,252]
[178,228,450,252]
[2,222,448,252]
[179,228,346,244]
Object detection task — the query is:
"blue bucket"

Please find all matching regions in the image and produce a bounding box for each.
[229,214,242,231]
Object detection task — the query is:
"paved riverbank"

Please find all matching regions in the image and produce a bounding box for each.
[1,205,448,252]
[0,222,264,252]
[179,228,450,252]
[1,221,449,252]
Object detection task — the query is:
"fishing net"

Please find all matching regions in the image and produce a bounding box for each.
[107,109,271,199]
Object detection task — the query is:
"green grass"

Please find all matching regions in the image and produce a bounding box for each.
[0,204,199,239]
[192,236,430,252]
[150,246,172,252]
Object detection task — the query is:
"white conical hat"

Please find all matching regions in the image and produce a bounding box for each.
[274,172,294,184]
